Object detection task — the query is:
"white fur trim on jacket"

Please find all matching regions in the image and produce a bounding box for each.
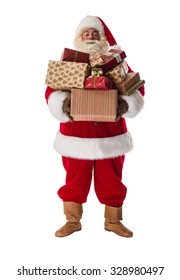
[53,131,133,160]
[122,90,144,118]
[110,44,122,50]
[48,91,70,122]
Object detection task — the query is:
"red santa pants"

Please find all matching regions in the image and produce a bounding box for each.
[58,156,127,207]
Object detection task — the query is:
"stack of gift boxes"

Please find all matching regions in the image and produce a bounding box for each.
[45,48,145,122]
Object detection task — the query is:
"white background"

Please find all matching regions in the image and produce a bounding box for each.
[0,0,180,279]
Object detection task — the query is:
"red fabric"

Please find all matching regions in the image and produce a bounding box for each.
[58,156,127,207]
[45,86,54,103]
[45,63,145,205]
[97,17,117,46]
[60,118,127,138]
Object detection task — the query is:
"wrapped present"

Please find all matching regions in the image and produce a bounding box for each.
[101,49,127,72]
[61,48,90,63]
[89,52,104,67]
[108,49,126,60]
[45,60,90,90]
[90,67,103,77]
[120,79,145,96]
[105,62,127,85]
[89,49,127,71]
[84,76,116,89]
[71,88,118,122]
[116,72,140,93]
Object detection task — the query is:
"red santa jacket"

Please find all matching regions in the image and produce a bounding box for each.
[45,65,145,160]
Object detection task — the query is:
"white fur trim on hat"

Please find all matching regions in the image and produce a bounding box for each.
[48,90,70,122]
[53,131,133,160]
[75,16,104,36]
[122,90,144,118]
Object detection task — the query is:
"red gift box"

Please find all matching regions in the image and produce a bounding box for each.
[84,76,116,89]
[61,48,90,64]
[117,72,140,93]
[100,49,127,73]
[119,79,145,96]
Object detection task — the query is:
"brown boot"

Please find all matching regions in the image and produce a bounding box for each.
[55,202,82,237]
[104,205,133,238]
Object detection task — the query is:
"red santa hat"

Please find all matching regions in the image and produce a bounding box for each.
[74,15,122,49]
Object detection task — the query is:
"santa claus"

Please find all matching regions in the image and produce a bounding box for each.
[45,16,145,238]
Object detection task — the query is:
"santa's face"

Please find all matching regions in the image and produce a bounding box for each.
[81,28,100,41]
[74,28,109,54]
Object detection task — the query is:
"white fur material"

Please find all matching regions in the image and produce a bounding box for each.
[75,16,104,35]
[110,44,122,50]
[48,91,70,122]
[53,131,133,160]
[122,90,144,118]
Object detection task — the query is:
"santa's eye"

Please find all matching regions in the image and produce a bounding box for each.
[82,29,100,41]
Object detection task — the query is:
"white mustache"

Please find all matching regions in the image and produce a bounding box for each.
[85,40,99,44]
[75,38,109,54]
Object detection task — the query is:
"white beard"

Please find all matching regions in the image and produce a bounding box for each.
[74,38,109,54]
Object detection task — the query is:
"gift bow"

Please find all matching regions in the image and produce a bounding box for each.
[89,52,104,67]
[90,67,103,77]
[90,51,123,68]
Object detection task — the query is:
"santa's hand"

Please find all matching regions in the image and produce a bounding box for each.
[115,97,129,121]
[63,96,73,121]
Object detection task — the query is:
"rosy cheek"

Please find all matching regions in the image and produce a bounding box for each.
[82,35,87,40]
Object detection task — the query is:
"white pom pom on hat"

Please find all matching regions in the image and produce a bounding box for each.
[74,15,122,49]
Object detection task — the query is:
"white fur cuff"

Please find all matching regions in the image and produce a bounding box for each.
[48,90,70,122]
[122,90,144,118]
